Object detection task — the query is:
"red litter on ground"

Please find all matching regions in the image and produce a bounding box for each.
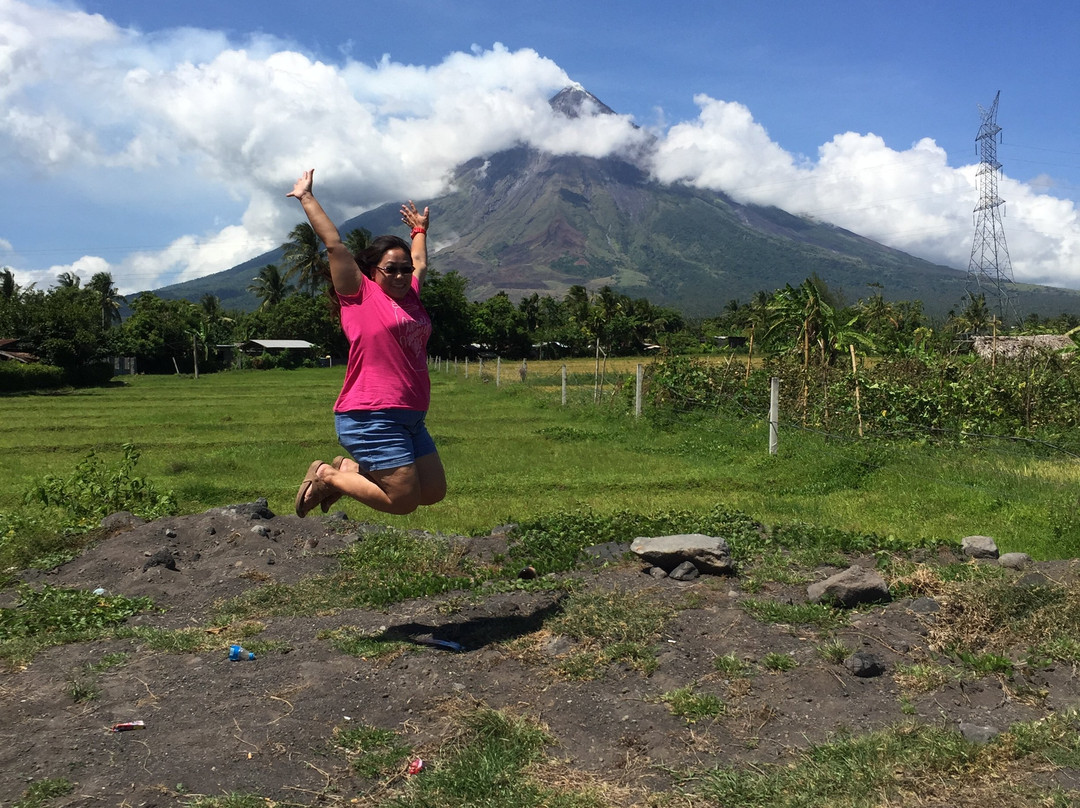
[110,721,145,732]
[407,758,424,775]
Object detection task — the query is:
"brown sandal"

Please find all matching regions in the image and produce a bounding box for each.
[295,460,330,518]
[319,456,347,513]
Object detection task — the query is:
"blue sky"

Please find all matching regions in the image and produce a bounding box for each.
[4,0,1079,297]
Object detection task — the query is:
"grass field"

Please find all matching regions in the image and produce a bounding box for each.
[3,360,1080,557]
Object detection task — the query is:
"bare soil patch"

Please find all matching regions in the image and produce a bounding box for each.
[2,503,1079,806]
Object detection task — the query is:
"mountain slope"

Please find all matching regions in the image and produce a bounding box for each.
[153,90,1080,320]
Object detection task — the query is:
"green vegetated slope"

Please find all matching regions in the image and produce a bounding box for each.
[2,365,1079,560]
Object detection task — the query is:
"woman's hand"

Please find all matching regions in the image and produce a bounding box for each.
[287,169,314,201]
[401,200,429,231]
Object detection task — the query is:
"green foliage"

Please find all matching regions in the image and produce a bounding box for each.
[334,723,412,779]
[0,585,154,640]
[761,652,798,672]
[0,361,65,391]
[321,627,412,660]
[661,685,725,721]
[509,506,762,575]
[24,443,177,533]
[11,778,74,808]
[714,652,751,678]
[741,598,847,630]
[217,528,493,620]
[0,584,156,664]
[389,708,602,808]
[700,713,1080,807]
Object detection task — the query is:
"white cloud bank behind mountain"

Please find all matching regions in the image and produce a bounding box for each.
[3,0,1077,296]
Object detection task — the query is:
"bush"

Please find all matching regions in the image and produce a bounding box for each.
[24,443,177,532]
[0,361,64,392]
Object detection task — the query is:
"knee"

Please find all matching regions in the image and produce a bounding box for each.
[420,478,446,506]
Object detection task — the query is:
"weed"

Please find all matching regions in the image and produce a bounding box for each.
[817,639,852,665]
[25,443,176,533]
[182,794,268,808]
[661,686,725,722]
[740,598,846,630]
[320,627,412,661]
[895,662,953,694]
[0,585,156,665]
[388,707,602,808]
[66,674,100,703]
[713,652,751,678]
[12,778,73,808]
[761,652,797,672]
[956,650,1014,675]
[334,723,412,779]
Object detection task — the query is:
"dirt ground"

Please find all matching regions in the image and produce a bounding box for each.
[2,502,1079,807]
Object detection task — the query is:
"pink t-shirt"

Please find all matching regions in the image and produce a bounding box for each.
[334,274,432,412]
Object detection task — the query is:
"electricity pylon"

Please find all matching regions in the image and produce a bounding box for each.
[967,90,1015,324]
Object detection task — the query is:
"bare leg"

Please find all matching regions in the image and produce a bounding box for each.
[316,461,423,515]
[414,451,447,506]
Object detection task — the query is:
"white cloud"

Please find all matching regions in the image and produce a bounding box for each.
[2,1,1079,296]
[648,95,1080,288]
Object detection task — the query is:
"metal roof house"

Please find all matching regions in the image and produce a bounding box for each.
[239,339,317,355]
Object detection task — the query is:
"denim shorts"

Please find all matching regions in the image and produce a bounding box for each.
[335,409,438,472]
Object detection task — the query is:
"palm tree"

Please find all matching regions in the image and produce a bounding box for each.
[88,271,125,329]
[248,264,293,310]
[55,271,81,289]
[281,222,328,296]
[344,227,372,258]
[1,267,17,300]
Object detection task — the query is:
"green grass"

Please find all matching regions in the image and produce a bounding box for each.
[697,712,1080,807]
[660,685,726,721]
[2,365,1080,561]
[11,778,74,808]
[740,598,847,630]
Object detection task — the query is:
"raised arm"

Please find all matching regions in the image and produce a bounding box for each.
[286,169,363,296]
[401,200,430,289]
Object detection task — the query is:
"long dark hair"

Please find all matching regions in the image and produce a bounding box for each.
[355,235,412,279]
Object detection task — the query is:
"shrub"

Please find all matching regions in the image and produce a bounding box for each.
[0,361,65,392]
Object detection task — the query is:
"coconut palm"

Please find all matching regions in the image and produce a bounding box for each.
[281,222,328,296]
[343,227,373,258]
[248,264,293,310]
[1,268,16,300]
[88,271,125,329]
[55,271,81,289]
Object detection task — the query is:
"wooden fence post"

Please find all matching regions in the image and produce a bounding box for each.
[635,363,643,417]
[769,376,779,455]
[850,344,864,438]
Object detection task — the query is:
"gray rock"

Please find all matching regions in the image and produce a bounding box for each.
[668,561,700,581]
[844,651,885,677]
[543,635,573,656]
[100,511,146,532]
[958,722,1000,743]
[164,528,178,539]
[217,498,275,520]
[961,535,999,559]
[909,597,940,615]
[648,567,668,579]
[250,524,269,537]
[142,549,177,572]
[998,552,1031,570]
[807,565,890,607]
[630,534,734,575]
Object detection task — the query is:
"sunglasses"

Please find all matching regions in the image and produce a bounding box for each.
[376,263,414,277]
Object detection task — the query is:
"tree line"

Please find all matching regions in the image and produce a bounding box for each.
[3,224,1078,385]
